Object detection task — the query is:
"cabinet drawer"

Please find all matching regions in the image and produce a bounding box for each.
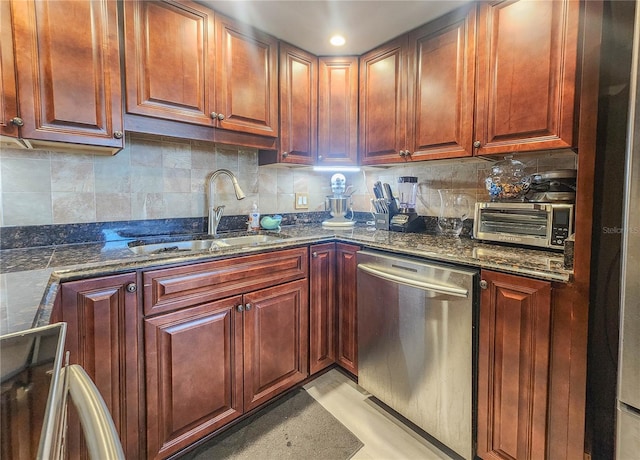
[143,247,308,316]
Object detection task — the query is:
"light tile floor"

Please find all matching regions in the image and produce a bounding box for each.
[303,369,455,460]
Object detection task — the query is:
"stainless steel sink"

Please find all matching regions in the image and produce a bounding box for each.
[128,234,285,255]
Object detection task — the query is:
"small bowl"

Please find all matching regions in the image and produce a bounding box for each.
[260,215,282,230]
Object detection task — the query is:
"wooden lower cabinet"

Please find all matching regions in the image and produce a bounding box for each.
[144,278,308,459]
[335,243,359,375]
[477,270,552,460]
[243,279,309,411]
[144,296,244,459]
[309,243,337,374]
[55,273,140,460]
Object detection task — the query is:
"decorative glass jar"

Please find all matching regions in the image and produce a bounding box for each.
[485,155,530,201]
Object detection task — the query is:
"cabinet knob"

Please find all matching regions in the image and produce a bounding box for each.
[399,150,405,157]
[312,251,318,258]
[113,131,123,139]
[211,112,218,119]
[473,140,481,148]
[126,283,137,293]
[237,304,245,312]
[317,155,323,162]
[480,280,488,290]
[10,117,24,127]
[245,303,252,311]
[217,113,225,121]
[282,152,288,158]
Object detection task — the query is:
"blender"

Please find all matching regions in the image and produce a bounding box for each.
[322,173,355,228]
[390,176,425,232]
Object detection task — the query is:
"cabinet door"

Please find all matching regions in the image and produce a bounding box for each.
[124,0,216,126]
[215,14,278,138]
[309,243,336,374]
[474,0,579,156]
[243,279,308,411]
[318,57,359,166]
[279,43,317,165]
[0,0,18,139]
[145,296,243,459]
[335,243,359,375]
[359,36,409,165]
[58,273,140,460]
[407,4,476,160]
[11,0,123,150]
[477,270,552,460]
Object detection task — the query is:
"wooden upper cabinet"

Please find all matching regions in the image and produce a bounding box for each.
[318,57,359,166]
[0,0,19,141]
[215,14,279,138]
[359,36,409,165]
[407,4,476,160]
[124,0,216,126]
[477,270,552,460]
[11,0,123,151]
[279,43,318,165]
[474,0,579,155]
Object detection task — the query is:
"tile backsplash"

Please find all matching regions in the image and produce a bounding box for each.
[0,133,577,227]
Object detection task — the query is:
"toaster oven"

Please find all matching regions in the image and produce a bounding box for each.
[473,202,574,250]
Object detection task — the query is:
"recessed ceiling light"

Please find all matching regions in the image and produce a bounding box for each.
[330,35,346,47]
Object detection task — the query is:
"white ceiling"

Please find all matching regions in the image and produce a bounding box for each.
[201,0,471,56]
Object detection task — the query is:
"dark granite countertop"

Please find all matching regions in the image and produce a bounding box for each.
[0,224,571,335]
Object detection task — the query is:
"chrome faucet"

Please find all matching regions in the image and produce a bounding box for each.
[207,169,246,236]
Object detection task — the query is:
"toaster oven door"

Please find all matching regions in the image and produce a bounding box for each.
[474,203,552,248]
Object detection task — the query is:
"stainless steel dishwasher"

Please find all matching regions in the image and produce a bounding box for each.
[357,250,477,460]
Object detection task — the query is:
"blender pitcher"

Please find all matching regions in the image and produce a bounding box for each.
[437,190,470,236]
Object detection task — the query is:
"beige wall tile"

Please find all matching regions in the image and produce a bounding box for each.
[51,158,94,193]
[164,168,191,193]
[132,192,165,220]
[1,157,51,193]
[191,141,217,170]
[95,147,131,193]
[0,147,50,160]
[164,193,192,218]
[162,140,191,169]
[258,168,278,195]
[130,135,163,167]
[96,193,132,221]
[2,192,52,225]
[52,192,96,223]
[131,166,163,193]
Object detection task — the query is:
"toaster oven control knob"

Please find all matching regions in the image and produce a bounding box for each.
[473,140,481,148]
[479,279,488,290]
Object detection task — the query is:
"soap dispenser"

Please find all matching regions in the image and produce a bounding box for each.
[248,202,260,231]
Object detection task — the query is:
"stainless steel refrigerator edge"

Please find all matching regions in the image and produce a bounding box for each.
[357,250,477,460]
[617,3,640,457]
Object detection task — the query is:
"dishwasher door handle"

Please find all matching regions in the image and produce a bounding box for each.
[358,263,469,298]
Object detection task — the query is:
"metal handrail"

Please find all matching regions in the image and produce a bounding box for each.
[62,364,125,460]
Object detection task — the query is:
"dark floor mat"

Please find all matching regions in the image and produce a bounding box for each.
[180,389,363,460]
